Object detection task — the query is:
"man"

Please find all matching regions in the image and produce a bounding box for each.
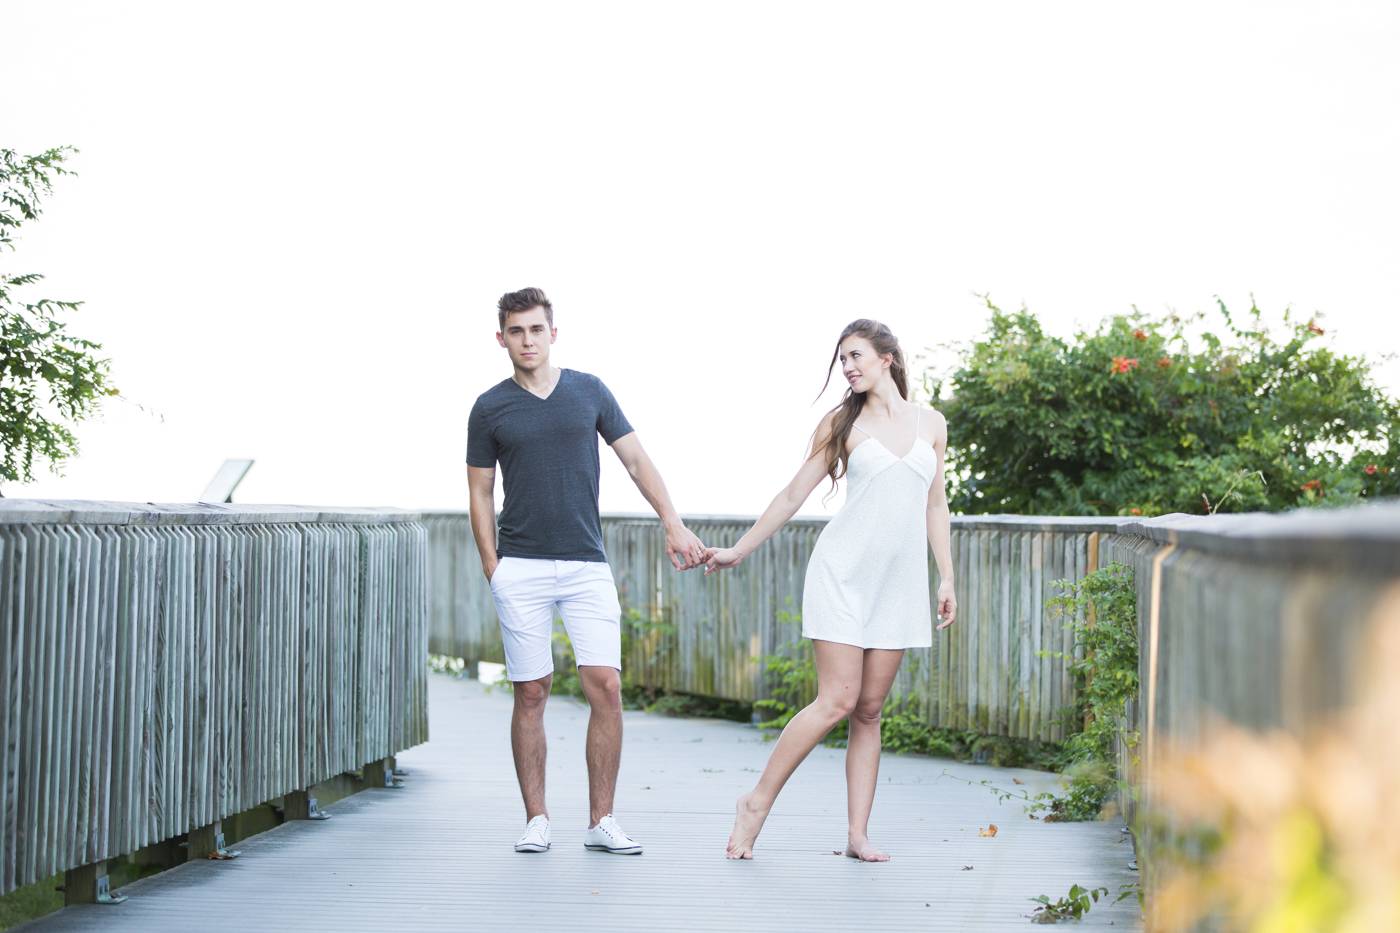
[466,287,705,855]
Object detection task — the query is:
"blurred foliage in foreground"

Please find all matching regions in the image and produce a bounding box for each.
[924,299,1398,516]
[1146,587,1400,932]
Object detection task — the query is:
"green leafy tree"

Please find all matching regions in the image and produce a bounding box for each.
[1,147,117,487]
[924,298,1399,516]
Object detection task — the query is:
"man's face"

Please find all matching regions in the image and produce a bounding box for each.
[496,306,556,371]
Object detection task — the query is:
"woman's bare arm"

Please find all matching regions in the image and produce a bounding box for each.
[925,410,957,627]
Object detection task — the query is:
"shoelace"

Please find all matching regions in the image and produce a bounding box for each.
[599,817,629,844]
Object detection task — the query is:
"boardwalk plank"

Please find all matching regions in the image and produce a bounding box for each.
[19,675,1142,932]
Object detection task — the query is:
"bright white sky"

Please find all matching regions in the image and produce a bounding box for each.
[4,1,1397,517]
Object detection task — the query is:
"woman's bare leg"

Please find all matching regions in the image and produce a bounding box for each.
[727,640,864,859]
[844,648,905,861]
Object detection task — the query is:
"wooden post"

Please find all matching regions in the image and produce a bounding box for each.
[362,757,403,789]
[1084,532,1100,730]
[64,860,101,906]
[64,860,124,905]
[187,820,226,860]
[284,790,312,820]
[285,788,332,820]
[130,837,185,868]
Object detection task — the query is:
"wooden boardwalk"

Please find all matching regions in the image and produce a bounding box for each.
[19,675,1142,932]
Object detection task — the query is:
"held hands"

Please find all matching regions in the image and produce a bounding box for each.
[936,580,958,630]
[666,523,708,571]
[702,546,744,575]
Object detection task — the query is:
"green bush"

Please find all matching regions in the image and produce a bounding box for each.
[1043,562,1140,765]
[643,692,753,723]
[1037,766,1115,823]
[1028,883,1111,924]
[925,299,1399,516]
[864,714,1067,770]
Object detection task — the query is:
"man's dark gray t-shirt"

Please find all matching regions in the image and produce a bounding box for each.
[466,369,633,563]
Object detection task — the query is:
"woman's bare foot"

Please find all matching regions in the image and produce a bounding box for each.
[726,791,769,859]
[844,835,890,862]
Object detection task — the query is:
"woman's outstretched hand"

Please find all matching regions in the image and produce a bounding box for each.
[703,547,744,575]
[936,581,957,630]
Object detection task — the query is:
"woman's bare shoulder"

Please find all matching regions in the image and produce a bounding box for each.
[917,403,947,444]
[912,401,946,423]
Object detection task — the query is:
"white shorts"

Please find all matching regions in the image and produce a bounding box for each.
[489,557,622,682]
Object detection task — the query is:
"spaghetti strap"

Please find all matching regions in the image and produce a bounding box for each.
[914,406,921,443]
[852,422,871,438]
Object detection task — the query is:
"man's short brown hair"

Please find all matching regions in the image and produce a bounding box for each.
[497,287,554,333]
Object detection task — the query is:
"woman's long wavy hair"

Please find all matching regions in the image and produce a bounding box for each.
[813,319,910,497]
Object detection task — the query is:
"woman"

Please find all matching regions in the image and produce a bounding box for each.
[703,319,957,861]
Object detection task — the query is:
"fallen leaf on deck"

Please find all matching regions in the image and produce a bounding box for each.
[978,825,998,837]
[832,850,842,855]
[590,891,600,894]
[1013,778,1024,784]
[1029,814,1039,819]
[961,865,974,871]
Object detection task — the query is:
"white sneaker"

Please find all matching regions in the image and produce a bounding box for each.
[584,814,643,854]
[514,816,551,853]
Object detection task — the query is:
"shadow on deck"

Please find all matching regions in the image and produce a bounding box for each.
[18,676,1143,932]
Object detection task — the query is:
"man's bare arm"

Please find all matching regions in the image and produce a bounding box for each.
[467,465,500,581]
[609,432,705,570]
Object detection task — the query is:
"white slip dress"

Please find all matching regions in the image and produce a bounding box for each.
[800,407,938,650]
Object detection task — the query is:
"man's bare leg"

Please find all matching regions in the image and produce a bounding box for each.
[727,641,865,859]
[844,648,904,862]
[578,665,624,828]
[511,673,553,821]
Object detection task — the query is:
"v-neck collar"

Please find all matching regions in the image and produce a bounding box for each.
[511,367,566,402]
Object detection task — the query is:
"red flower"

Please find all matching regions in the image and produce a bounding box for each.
[1130,508,1141,516]
[1300,479,1322,492]
[1111,357,1139,374]
[1307,321,1325,336]
[1158,356,1172,368]
[1365,464,1378,475]
[1132,329,1149,341]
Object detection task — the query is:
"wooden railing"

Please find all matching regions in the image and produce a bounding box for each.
[428,503,1400,760]
[1103,504,1400,838]
[0,501,429,897]
[425,512,1122,742]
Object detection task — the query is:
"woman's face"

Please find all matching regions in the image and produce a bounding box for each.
[839,335,890,394]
